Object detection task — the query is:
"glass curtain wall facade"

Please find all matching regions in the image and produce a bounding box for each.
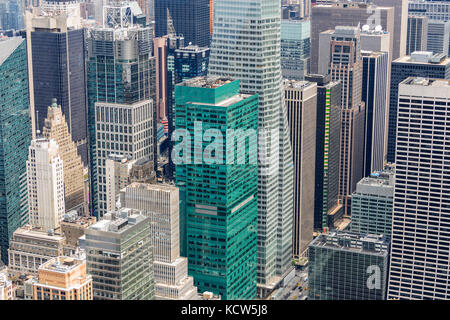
[0,38,31,263]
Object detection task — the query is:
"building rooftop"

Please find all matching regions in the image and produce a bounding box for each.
[0,37,23,66]
[176,44,209,53]
[39,256,83,274]
[310,231,390,255]
[88,208,146,233]
[12,226,65,242]
[402,77,450,87]
[395,51,450,65]
[284,79,316,90]
[127,182,178,193]
[180,76,235,89]
[61,211,96,226]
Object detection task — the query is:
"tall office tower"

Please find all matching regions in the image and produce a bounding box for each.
[284,80,316,257]
[154,0,210,47]
[351,168,394,238]
[366,0,408,60]
[105,155,135,213]
[174,45,210,84]
[122,183,198,300]
[154,36,169,123]
[310,2,395,74]
[208,0,294,297]
[174,78,258,299]
[87,1,156,217]
[426,20,450,55]
[308,231,390,300]
[387,52,450,163]
[31,256,93,300]
[305,74,341,231]
[42,99,86,214]
[319,26,366,215]
[0,37,31,263]
[8,225,66,275]
[407,15,428,55]
[361,51,389,176]
[388,77,450,300]
[281,18,310,80]
[25,2,88,164]
[85,208,154,300]
[27,138,65,232]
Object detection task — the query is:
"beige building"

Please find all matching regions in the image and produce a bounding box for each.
[0,266,14,300]
[32,256,92,300]
[42,99,87,214]
[284,80,317,257]
[60,211,96,250]
[122,183,198,300]
[8,225,65,275]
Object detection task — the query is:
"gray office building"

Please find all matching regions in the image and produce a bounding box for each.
[351,168,394,237]
[406,15,428,55]
[308,231,389,300]
[387,51,450,163]
[311,2,395,74]
[388,77,450,300]
[85,208,154,300]
[426,20,450,55]
[281,18,310,80]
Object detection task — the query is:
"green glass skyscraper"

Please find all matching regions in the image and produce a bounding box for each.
[174,77,258,299]
[0,37,31,263]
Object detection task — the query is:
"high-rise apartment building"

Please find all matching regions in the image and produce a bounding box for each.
[0,37,31,263]
[154,0,210,47]
[87,1,156,217]
[27,138,65,232]
[351,168,394,237]
[311,2,395,74]
[31,256,93,300]
[284,80,316,257]
[407,15,428,55]
[174,77,258,299]
[388,77,450,300]
[85,208,154,300]
[361,51,389,176]
[319,26,366,215]
[208,0,294,297]
[308,231,389,300]
[281,18,310,80]
[123,183,198,300]
[0,0,24,31]
[25,3,88,163]
[305,74,341,231]
[387,51,450,163]
[426,20,450,55]
[42,99,86,214]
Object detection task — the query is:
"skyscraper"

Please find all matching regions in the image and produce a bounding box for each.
[87,1,156,217]
[361,51,389,176]
[284,80,316,257]
[154,0,210,47]
[387,51,450,163]
[406,15,428,55]
[174,77,258,299]
[350,168,394,238]
[85,208,155,300]
[281,18,310,80]
[388,77,450,300]
[319,26,366,215]
[0,37,31,263]
[305,74,341,231]
[27,138,65,232]
[42,99,86,214]
[308,231,389,300]
[25,3,88,163]
[310,2,395,74]
[123,183,198,300]
[426,20,450,55]
[208,0,294,297]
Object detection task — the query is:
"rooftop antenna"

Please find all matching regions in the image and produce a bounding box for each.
[167,7,176,36]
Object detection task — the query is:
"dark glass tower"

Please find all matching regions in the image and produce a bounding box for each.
[0,37,31,263]
[154,0,210,47]
[305,74,341,230]
[27,8,89,163]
